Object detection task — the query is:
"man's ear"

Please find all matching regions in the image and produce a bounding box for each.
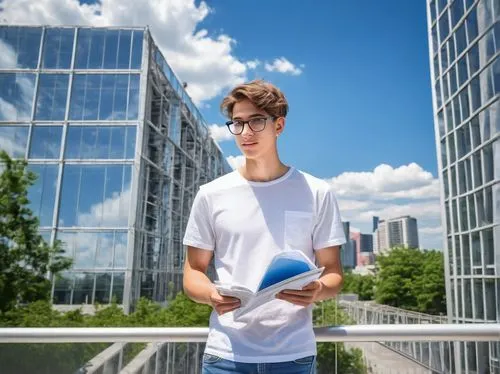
[275,117,285,134]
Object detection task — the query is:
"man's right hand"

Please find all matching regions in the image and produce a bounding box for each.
[209,289,241,315]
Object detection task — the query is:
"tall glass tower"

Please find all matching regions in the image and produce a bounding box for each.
[0,25,231,313]
[426,1,499,373]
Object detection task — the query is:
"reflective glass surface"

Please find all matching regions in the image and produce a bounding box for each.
[29,125,62,159]
[57,231,127,270]
[58,164,131,227]
[53,270,124,305]
[0,73,36,121]
[27,164,59,227]
[65,125,136,159]
[35,74,69,120]
[75,29,142,70]
[0,26,41,69]
[69,74,140,121]
[41,28,74,69]
[0,125,28,158]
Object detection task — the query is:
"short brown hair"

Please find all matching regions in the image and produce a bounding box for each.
[220,80,288,119]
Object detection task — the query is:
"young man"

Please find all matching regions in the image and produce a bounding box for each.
[183,80,345,374]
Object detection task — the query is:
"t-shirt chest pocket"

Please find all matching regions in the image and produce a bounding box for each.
[284,211,314,251]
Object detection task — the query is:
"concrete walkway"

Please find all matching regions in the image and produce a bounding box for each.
[345,342,432,374]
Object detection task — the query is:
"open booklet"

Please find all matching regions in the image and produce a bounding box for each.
[214,250,324,318]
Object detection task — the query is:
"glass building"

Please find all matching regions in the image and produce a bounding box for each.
[0,25,231,313]
[427,1,499,373]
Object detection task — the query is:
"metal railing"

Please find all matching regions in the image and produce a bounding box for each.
[1,324,498,343]
[1,325,498,374]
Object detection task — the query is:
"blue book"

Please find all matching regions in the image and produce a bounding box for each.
[215,250,324,318]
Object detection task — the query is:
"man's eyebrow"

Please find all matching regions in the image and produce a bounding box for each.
[232,113,266,120]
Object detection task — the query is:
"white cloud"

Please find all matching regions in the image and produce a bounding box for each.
[329,163,439,200]
[265,57,303,76]
[328,162,443,250]
[420,226,443,235]
[0,0,249,104]
[226,155,245,170]
[246,59,260,70]
[208,124,233,143]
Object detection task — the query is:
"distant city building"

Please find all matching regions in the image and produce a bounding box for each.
[372,216,380,232]
[374,216,419,252]
[0,25,231,313]
[341,222,356,269]
[350,231,374,266]
[427,0,499,372]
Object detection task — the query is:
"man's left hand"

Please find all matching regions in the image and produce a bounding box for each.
[276,280,323,307]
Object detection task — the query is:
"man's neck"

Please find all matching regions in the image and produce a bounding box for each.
[239,157,290,183]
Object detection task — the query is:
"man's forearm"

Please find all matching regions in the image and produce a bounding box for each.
[183,269,215,305]
[316,272,343,302]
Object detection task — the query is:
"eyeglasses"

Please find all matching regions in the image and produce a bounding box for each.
[225,116,275,135]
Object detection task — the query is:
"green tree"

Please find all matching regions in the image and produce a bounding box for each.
[314,300,367,374]
[375,247,446,314]
[0,151,72,314]
[413,250,446,314]
[342,272,375,300]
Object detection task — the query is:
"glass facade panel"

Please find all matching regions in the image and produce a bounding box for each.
[57,231,127,271]
[466,7,479,43]
[111,272,124,304]
[73,272,94,304]
[27,164,58,227]
[76,29,142,70]
[35,74,69,121]
[65,125,136,159]
[41,28,74,69]
[0,125,28,158]
[28,125,62,159]
[58,164,131,227]
[0,73,36,121]
[94,273,112,303]
[52,272,73,304]
[0,27,41,69]
[474,279,484,319]
[69,74,140,121]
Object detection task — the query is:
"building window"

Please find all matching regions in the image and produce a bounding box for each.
[69,74,140,121]
[58,164,131,227]
[41,28,74,69]
[466,7,479,44]
[27,164,59,227]
[0,26,41,69]
[75,29,143,70]
[35,74,69,121]
[0,125,28,158]
[29,125,62,159]
[65,125,136,159]
[0,73,36,121]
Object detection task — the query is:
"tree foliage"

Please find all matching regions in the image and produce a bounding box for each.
[0,151,72,314]
[375,247,446,314]
[342,272,375,301]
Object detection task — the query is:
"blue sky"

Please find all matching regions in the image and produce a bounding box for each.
[1,0,443,249]
[201,0,436,177]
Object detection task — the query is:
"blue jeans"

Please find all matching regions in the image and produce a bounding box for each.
[201,353,316,374]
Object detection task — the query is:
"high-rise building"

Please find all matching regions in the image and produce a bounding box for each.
[341,222,356,269]
[426,1,499,373]
[350,231,374,266]
[372,216,380,232]
[374,216,419,252]
[0,25,231,313]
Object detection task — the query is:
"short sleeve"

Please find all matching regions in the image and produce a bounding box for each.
[182,187,215,251]
[312,187,346,250]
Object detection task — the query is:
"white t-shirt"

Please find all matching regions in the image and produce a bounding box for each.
[183,166,346,363]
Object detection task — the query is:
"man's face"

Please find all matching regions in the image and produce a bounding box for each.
[230,99,283,160]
